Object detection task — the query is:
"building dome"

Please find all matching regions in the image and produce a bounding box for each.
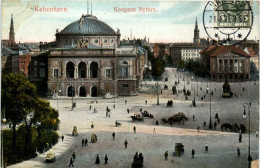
[60,14,116,34]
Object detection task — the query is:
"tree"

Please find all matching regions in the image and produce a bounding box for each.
[2,73,37,148]
[151,57,166,78]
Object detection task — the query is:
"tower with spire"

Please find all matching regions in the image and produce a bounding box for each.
[193,17,200,45]
[8,14,15,46]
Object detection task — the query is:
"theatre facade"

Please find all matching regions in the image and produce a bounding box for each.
[40,14,147,97]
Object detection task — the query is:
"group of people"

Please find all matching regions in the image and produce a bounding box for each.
[81,138,88,146]
[95,154,108,164]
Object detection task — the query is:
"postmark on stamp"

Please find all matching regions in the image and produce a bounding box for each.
[203,0,253,45]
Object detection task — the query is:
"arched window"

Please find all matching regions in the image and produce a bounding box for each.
[78,62,86,78]
[79,86,86,97]
[90,62,98,78]
[67,86,75,97]
[111,39,114,43]
[95,39,98,43]
[104,39,108,43]
[66,62,75,78]
[120,61,128,78]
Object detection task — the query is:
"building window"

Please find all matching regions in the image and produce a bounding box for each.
[54,69,58,78]
[95,39,98,43]
[121,67,128,77]
[104,39,108,43]
[106,69,111,78]
[39,68,45,77]
[111,39,114,43]
[121,84,129,88]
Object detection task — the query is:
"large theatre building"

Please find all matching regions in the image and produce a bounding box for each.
[39,14,147,97]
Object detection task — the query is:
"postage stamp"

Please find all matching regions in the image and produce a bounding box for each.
[1,1,259,168]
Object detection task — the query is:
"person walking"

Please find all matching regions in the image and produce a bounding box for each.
[69,157,74,167]
[89,105,92,110]
[125,100,127,104]
[133,126,136,133]
[214,121,217,129]
[113,104,115,109]
[164,151,168,160]
[85,138,88,146]
[82,138,84,146]
[91,122,94,129]
[72,152,76,161]
[153,128,156,134]
[193,114,195,121]
[256,129,259,137]
[192,149,195,158]
[124,140,128,149]
[127,108,130,114]
[61,135,64,142]
[112,132,115,140]
[217,118,220,124]
[239,133,242,143]
[145,100,147,105]
[95,154,100,164]
[237,147,240,157]
[104,154,108,164]
[205,143,208,153]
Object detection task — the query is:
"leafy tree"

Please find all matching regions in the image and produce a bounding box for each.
[151,57,166,78]
[2,73,37,148]
[135,39,142,46]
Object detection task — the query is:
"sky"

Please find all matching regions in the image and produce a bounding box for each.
[1,0,259,43]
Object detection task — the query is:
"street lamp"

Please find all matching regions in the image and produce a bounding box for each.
[157,78,159,105]
[243,103,252,168]
[207,86,212,129]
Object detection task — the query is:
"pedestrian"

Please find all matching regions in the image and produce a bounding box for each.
[133,126,136,133]
[124,140,128,149]
[256,129,259,137]
[127,108,130,114]
[82,138,84,146]
[217,118,220,124]
[153,128,156,134]
[89,105,92,110]
[243,87,245,91]
[125,99,127,104]
[112,132,115,140]
[96,100,98,104]
[197,126,200,132]
[69,157,74,167]
[205,143,208,153]
[91,122,94,129]
[85,138,88,146]
[113,104,115,109]
[95,154,100,164]
[249,102,251,106]
[106,111,108,117]
[164,151,168,160]
[145,100,147,105]
[237,147,240,157]
[203,121,206,127]
[61,135,64,142]
[214,121,217,129]
[193,114,195,121]
[104,154,108,164]
[239,133,242,143]
[192,149,195,158]
[72,152,76,161]
[140,108,142,112]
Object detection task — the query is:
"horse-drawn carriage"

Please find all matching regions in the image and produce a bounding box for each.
[91,133,97,143]
[131,114,144,121]
[72,126,78,136]
[161,112,188,125]
[173,143,184,156]
[141,111,154,118]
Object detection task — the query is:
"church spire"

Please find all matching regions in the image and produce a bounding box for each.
[193,17,200,45]
[8,14,15,46]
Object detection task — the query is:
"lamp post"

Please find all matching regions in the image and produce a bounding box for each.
[207,85,212,129]
[157,77,159,105]
[243,103,252,168]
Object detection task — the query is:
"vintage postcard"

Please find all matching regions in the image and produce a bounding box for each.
[1,0,259,168]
